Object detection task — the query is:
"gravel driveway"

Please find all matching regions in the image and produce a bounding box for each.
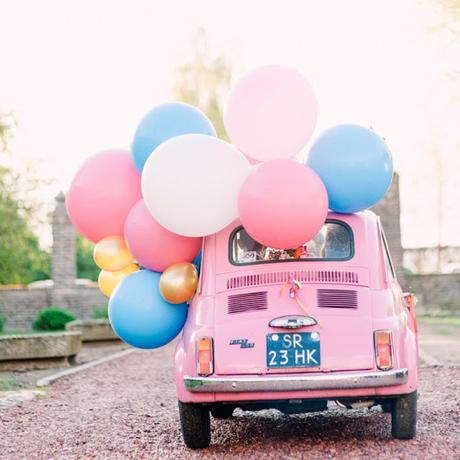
[1,342,459,459]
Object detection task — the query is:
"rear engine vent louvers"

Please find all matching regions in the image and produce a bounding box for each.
[226,270,359,290]
[317,289,358,308]
[228,291,268,314]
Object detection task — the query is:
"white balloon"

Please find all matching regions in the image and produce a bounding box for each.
[141,134,251,237]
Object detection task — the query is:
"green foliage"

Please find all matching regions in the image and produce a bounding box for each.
[0,191,51,284]
[76,233,99,281]
[418,316,460,327]
[0,111,51,285]
[173,28,232,140]
[0,377,19,391]
[91,307,109,320]
[32,307,76,331]
[0,312,5,332]
[0,112,15,152]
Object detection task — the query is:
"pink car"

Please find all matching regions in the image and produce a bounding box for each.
[175,211,418,448]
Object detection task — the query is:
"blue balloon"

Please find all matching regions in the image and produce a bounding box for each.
[131,102,216,172]
[307,124,393,214]
[109,270,188,349]
[192,250,202,274]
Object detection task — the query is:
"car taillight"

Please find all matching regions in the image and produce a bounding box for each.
[374,330,393,370]
[196,336,213,376]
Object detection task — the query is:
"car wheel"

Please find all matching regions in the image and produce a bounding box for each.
[391,391,417,439]
[381,401,393,413]
[211,405,235,419]
[178,401,211,448]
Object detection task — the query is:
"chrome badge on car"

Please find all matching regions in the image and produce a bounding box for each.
[229,339,255,348]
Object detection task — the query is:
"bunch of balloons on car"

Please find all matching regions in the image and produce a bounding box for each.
[67,65,393,350]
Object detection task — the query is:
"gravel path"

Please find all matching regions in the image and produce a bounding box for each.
[1,342,459,459]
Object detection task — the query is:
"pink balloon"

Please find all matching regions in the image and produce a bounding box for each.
[67,150,142,242]
[124,200,202,272]
[238,159,328,249]
[224,65,317,162]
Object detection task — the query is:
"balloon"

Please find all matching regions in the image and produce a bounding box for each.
[224,65,317,162]
[67,150,142,242]
[98,263,140,297]
[109,270,188,349]
[131,102,216,172]
[124,200,201,272]
[142,134,251,237]
[238,159,328,249]
[307,125,393,213]
[159,263,198,304]
[192,250,202,273]
[93,236,133,271]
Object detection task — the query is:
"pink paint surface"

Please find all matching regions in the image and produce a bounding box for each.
[175,211,418,404]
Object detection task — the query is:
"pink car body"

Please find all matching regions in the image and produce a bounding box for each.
[176,211,418,448]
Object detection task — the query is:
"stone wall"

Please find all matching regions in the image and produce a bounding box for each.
[0,192,107,331]
[404,246,460,274]
[406,273,460,316]
[51,192,76,288]
[1,178,459,328]
[372,173,405,285]
[0,288,49,331]
[0,285,106,331]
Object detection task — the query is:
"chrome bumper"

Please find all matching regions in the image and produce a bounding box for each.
[184,368,408,393]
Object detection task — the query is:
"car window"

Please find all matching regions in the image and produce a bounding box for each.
[381,230,396,282]
[230,221,353,265]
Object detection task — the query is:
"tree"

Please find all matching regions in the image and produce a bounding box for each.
[172,28,232,140]
[0,112,51,284]
[0,193,51,284]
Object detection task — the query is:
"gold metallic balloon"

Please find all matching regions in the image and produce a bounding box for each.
[93,236,133,271]
[159,262,198,304]
[98,263,139,297]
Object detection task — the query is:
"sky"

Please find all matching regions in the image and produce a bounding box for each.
[0,0,459,249]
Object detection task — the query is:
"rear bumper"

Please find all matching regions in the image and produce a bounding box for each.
[184,368,408,393]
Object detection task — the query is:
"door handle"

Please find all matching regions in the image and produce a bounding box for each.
[269,315,317,329]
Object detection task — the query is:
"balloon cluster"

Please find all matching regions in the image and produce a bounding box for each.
[67,64,393,350]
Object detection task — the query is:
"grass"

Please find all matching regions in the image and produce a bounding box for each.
[0,377,20,391]
[418,316,460,327]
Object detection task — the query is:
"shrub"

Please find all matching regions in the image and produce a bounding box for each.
[33,307,76,331]
[91,307,109,320]
[0,313,6,333]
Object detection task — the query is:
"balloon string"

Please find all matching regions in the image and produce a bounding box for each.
[280,274,322,329]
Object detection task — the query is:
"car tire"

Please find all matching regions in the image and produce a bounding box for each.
[211,406,235,419]
[391,391,417,439]
[381,401,393,413]
[178,401,211,448]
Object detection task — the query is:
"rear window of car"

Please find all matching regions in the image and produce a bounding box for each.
[230,221,354,265]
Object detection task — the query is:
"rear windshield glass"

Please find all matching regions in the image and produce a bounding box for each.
[230,221,353,265]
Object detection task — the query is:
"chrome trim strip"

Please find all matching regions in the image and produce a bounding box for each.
[269,315,317,329]
[184,368,408,393]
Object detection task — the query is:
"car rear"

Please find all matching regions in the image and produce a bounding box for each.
[176,211,418,447]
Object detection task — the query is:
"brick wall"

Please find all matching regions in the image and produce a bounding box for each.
[0,288,49,330]
[404,246,460,274]
[372,172,405,286]
[1,180,458,330]
[0,285,107,331]
[0,193,107,331]
[51,192,76,288]
[406,273,460,316]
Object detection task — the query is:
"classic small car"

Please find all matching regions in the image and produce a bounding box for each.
[175,211,418,448]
